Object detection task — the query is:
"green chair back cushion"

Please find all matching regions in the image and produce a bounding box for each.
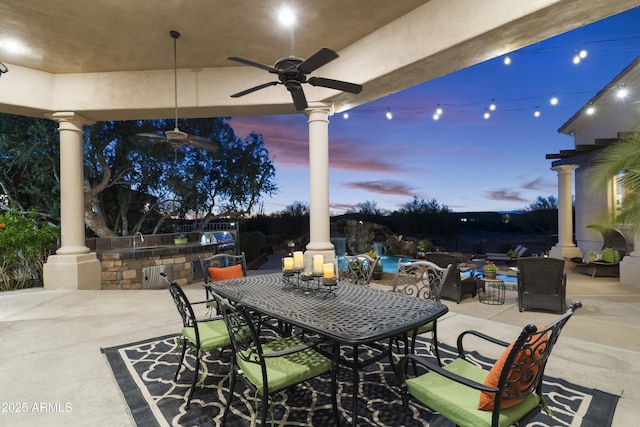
[601,247,620,263]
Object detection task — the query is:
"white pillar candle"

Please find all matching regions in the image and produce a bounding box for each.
[282,257,294,271]
[323,263,335,279]
[293,251,304,270]
[313,255,324,275]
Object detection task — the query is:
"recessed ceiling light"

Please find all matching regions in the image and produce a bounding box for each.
[1,38,27,55]
[278,5,295,27]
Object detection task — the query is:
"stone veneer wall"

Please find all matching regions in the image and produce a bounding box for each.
[99,249,217,289]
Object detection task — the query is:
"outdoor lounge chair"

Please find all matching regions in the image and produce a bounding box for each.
[399,302,582,427]
[517,257,567,313]
[485,245,528,263]
[570,225,629,278]
[424,252,477,303]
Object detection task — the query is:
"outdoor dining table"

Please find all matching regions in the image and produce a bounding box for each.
[206,272,448,426]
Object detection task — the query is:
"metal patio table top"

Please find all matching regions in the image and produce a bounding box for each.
[206,272,448,425]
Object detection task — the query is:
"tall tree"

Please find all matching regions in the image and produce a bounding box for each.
[0,114,60,216]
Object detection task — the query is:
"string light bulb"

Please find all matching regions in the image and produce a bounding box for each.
[489,100,496,111]
[534,107,541,117]
[550,96,559,106]
[503,55,511,65]
[483,110,491,120]
[435,106,443,116]
[343,112,349,119]
[385,108,393,120]
[616,84,628,99]
[573,54,581,64]
[579,48,588,59]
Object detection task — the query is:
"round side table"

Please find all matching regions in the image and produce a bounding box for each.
[478,278,505,305]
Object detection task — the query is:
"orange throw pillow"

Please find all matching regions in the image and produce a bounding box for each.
[208,264,244,281]
[478,328,549,411]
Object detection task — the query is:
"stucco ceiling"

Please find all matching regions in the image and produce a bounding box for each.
[0,0,638,121]
[0,0,430,74]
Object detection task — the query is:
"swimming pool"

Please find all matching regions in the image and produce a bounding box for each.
[337,255,517,283]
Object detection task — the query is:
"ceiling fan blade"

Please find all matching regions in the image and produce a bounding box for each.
[291,87,308,111]
[230,81,280,98]
[185,135,221,152]
[133,132,168,142]
[308,77,363,94]
[298,48,339,74]
[227,56,279,73]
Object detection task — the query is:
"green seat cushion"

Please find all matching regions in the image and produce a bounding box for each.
[182,319,230,351]
[406,358,541,427]
[407,321,434,337]
[237,336,331,394]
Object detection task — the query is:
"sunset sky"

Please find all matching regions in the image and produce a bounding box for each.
[229,8,640,215]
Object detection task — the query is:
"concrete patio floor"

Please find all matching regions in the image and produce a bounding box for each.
[0,263,638,426]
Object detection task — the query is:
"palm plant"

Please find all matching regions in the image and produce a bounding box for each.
[589,134,640,232]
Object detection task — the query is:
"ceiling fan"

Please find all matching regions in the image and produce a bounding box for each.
[228,47,363,111]
[135,30,219,152]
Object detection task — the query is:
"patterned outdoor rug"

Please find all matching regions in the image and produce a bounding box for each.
[102,332,618,427]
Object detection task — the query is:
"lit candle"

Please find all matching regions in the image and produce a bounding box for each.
[313,255,324,275]
[293,251,304,270]
[282,257,294,271]
[323,263,335,279]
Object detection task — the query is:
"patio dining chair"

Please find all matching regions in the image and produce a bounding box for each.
[166,277,231,408]
[399,302,582,427]
[199,253,247,313]
[339,253,380,286]
[424,252,477,303]
[391,260,452,366]
[209,291,338,426]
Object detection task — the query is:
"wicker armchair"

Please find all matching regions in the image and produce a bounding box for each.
[424,252,477,303]
[517,257,567,313]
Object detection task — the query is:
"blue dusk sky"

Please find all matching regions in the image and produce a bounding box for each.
[229,8,640,215]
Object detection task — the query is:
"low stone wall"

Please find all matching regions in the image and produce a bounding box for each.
[99,247,218,289]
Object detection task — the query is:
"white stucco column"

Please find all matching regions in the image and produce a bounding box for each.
[304,103,336,267]
[549,164,582,261]
[43,112,102,290]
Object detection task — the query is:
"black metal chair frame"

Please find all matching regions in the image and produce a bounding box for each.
[339,253,380,286]
[391,260,453,366]
[166,277,230,408]
[424,252,477,303]
[399,302,582,427]
[210,292,339,426]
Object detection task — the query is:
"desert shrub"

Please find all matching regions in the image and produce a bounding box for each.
[240,231,266,262]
